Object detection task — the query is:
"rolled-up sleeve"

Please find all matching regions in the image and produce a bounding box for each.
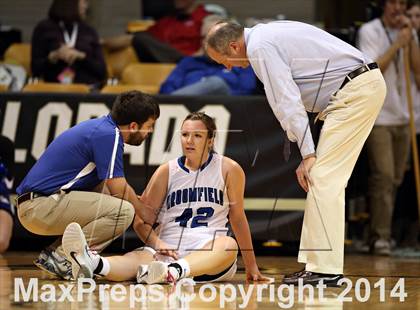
[249,46,315,158]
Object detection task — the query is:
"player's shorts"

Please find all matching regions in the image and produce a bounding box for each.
[157,228,230,258]
[193,260,237,283]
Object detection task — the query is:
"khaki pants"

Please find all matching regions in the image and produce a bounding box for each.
[298,68,387,274]
[367,125,410,241]
[17,191,135,257]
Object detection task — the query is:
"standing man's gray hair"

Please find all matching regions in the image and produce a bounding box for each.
[205,21,244,54]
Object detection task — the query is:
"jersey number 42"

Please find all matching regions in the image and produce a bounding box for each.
[175,207,214,228]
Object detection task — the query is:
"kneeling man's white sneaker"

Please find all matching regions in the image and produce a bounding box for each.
[62,222,98,279]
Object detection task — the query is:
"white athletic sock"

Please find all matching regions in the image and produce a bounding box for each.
[90,253,100,269]
[94,257,110,276]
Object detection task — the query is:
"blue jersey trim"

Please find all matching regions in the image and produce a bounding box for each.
[177,152,214,173]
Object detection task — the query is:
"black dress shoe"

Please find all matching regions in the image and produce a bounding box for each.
[282,271,343,287]
[283,268,306,279]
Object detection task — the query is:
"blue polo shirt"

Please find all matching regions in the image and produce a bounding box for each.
[17,114,125,195]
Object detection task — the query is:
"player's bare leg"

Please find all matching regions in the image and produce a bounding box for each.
[185,236,238,276]
[104,249,154,281]
[141,236,238,284]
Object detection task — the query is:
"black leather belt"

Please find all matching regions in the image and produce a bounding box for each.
[16,192,47,205]
[339,62,378,90]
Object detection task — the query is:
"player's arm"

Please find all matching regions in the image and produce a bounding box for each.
[133,163,168,244]
[132,163,178,258]
[225,158,270,282]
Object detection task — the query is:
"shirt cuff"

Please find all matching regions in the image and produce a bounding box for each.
[300,143,316,159]
[303,152,316,159]
[298,132,316,159]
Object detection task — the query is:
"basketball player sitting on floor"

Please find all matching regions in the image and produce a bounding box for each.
[62,112,270,284]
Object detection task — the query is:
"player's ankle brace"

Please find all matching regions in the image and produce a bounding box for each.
[168,258,190,279]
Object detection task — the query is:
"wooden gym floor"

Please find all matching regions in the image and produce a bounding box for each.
[1,252,419,309]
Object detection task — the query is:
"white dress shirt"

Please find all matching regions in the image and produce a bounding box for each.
[357,18,410,126]
[245,21,370,157]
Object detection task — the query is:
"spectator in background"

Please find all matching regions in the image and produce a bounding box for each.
[103,0,212,63]
[408,1,420,87]
[160,15,256,95]
[31,0,107,87]
[394,0,420,249]
[0,135,15,254]
[357,0,420,255]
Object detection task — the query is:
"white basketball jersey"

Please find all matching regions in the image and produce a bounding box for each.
[157,153,229,244]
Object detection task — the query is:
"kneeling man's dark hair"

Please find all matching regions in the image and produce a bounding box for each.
[111,91,160,126]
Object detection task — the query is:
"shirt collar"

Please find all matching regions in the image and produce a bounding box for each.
[107,114,117,127]
[244,28,251,47]
[177,152,214,173]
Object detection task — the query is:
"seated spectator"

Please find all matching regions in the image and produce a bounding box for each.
[0,135,15,254]
[103,0,215,63]
[160,16,256,95]
[31,0,106,87]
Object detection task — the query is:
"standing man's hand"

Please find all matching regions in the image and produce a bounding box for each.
[296,155,316,192]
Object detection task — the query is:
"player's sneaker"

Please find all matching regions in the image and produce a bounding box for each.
[34,248,72,280]
[62,222,99,279]
[144,261,177,284]
[136,264,149,283]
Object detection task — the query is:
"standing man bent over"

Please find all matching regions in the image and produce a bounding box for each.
[205,21,386,286]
